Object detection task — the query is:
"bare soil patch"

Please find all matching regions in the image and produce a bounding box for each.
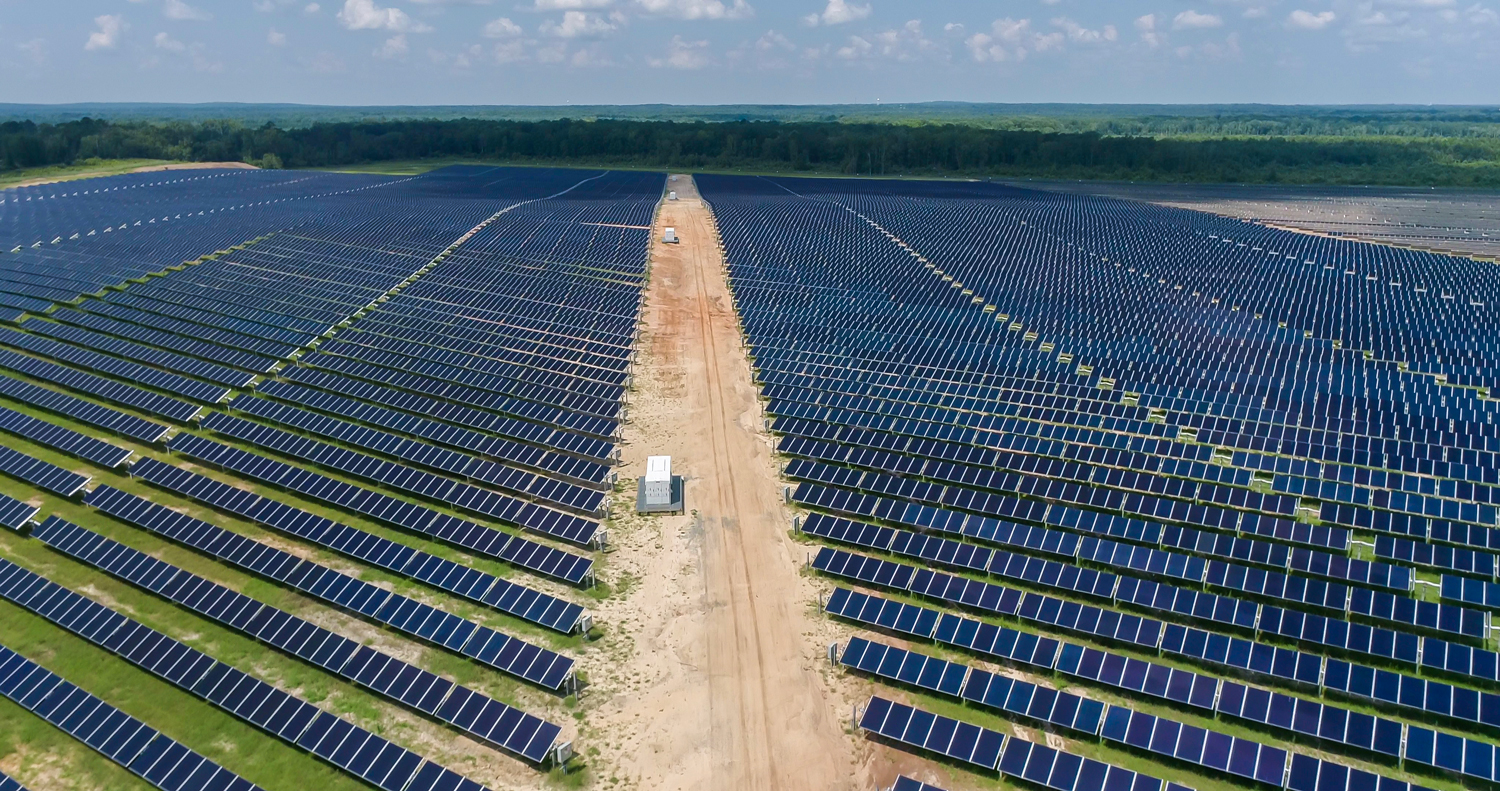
[578,176,863,790]
[8,161,256,189]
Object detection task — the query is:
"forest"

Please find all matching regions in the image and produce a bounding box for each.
[3,115,1500,186]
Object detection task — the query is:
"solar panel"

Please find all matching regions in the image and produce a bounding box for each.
[0,446,90,496]
[27,516,567,765]
[20,518,563,767]
[1099,706,1284,786]
[0,642,266,791]
[890,776,948,791]
[858,696,1005,770]
[139,448,594,594]
[0,374,170,442]
[0,493,38,530]
[0,406,131,467]
[82,485,576,691]
[1055,643,1218,711]
[1216,680,1403,758]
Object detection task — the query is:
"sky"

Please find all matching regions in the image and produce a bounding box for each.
[0,0,1496,106]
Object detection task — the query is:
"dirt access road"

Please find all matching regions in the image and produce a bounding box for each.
[582,175,862,790]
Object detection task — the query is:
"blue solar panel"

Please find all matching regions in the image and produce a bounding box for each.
[135,451,593,595]
[0,445,89,496]
[82,485,575,691]
[859,696,1005,770]
[0,642,266,791]
[0,374,169,442]
[1055,643,1219,711]
[1215,680,1402,758]
[890,776,948,791]
[1099,706,1285,786]
[28,515,563,763]
[1160,623,1323,686]
[0,493,37,530]
[841,636,969,699]
[0,405,132,467]
[1323,656,1500,732]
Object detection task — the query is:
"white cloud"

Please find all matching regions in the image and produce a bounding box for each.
[541,10,615,36]
[163,0,212,21]
[569,43,613,64]
[337,0,431,31]
[1287,9,1336,28]
[85,15,126,50]
[1465,3,1499,24]
[376,33,409,56]
[756,29,794,49]
[1173,10,1223,28]
[493,39,527,61]
[305,3,322,12]
[635,0,753,20]
[1135,13,1162,46]
[268,27,288,45]
[803,0,870,26]
[483,16,522,35]
[1242,6,1267,18]
[648,34,711,67]
[837,34,871,57]
[254,0,277,11]
[965,17,1063,61]
[837,19,941,60]
[154,30,185,50]
[1053,17,1117,42]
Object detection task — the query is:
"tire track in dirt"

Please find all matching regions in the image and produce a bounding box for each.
[582,175,858,790]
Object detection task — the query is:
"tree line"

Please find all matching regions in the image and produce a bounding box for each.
[3,116,1499,186]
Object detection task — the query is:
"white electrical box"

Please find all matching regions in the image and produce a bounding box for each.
[663,227,678,244]
[644,456,673,505]
[668,191,678,201]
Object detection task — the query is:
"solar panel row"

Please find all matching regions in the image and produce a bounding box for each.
[0,325,232,402]
[0,492,37,530]
[154,431,597,588]
[0,445,89,497]
[0,405,132,467]
[0,643,265,791]
[0,373,170,442]
[0,347,202,421]
[51,307,280,374]
[0,556,507,784]
[129,457,591,621]
[228,394,606,514]
[256,379,611,486]
[82,485,575,690]
[29,516,565,762]
[193,414,602,546]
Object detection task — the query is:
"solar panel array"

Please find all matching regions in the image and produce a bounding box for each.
[698,173,1494,790]
[0,164,665,784]
[0,641,264,791]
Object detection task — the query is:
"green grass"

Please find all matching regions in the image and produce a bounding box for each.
[0,158,182,190]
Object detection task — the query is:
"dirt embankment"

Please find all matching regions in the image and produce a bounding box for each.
[7,161,257,189]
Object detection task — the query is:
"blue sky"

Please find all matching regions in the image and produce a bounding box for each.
[1,0,1496,106]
